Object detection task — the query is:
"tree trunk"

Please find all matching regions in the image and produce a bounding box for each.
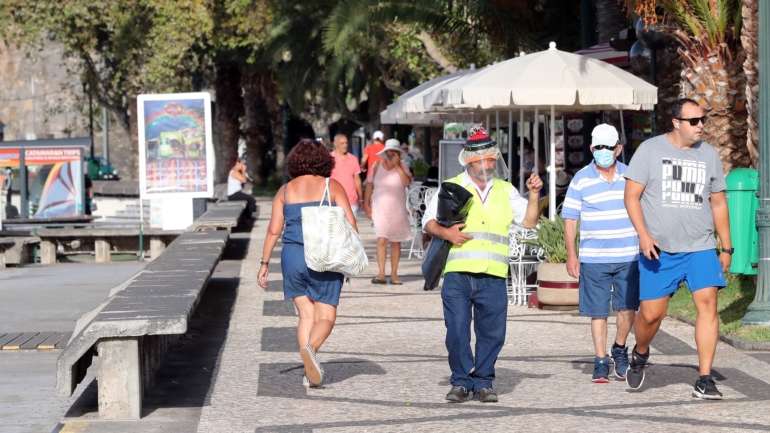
[652,42,682,132]
[742,0,759,167]
[299,102,341,142]
[213,60,243,184]
[594,0,626,44]
[127,97,139,181]
[262,78,286,179]
[242,68,273,185]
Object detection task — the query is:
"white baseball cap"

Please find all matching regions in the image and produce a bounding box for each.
[591,123,619,147]
[372,130,384,141]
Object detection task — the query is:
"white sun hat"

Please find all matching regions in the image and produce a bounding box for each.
[377,138,406,156]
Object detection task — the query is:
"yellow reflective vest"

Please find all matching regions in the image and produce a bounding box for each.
[443,174,513,278]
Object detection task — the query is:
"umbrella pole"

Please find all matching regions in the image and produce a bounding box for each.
[549,105,556,220]
[533,108,539,179]
[619,109,626,163]
[519,109,525,192]
[508,110,513,183]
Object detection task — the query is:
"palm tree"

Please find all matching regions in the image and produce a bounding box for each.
[626,0,750,170]
[741,0,759,165]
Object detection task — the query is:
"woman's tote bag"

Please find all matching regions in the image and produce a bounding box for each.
[301,178,368,276]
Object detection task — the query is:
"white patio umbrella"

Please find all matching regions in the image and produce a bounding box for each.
[423,42,657,219]
[380,68,472,125]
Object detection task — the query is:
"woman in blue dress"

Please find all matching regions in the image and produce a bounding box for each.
[258,139,358,387]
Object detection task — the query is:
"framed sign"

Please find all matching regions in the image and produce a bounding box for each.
[438,139,466,183]
[137,92,214,198]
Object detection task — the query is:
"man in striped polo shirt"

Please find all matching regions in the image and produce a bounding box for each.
[562,123,639,383]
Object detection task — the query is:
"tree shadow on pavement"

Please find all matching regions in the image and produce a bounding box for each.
[257,358,386,398]
[570,358,770,401]
[437,367,551,396]
[62,237,244,421]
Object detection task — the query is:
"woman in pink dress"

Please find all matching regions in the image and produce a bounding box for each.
[363,138,412,285]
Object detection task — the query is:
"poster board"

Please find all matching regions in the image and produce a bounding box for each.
[137,92,214,199]
[438,139,466,183]
[0,146,85,219]
[25,147,84,218]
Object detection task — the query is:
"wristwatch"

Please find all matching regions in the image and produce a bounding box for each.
[720,247,734,255]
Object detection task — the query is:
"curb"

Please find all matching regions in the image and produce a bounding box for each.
[670,315,770,351]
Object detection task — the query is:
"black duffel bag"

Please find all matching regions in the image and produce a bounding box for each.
[421,182,473,291]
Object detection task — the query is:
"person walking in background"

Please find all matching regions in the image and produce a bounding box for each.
[257,139,358,388]
[562,123,639,384]
[330,133,363,214]
[361,130,385,173]
[228,157,257,217]
[363,138,412,285]
[624,98,731,399]
[423,125,543,403]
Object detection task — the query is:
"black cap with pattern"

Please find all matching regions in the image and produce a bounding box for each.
[464,125,497,151]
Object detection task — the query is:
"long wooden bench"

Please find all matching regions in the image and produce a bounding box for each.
[56,230,229,419]
[36,228,182,264]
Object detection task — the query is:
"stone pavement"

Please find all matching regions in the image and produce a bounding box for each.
[0,261,145,433]
[55,198,770,432]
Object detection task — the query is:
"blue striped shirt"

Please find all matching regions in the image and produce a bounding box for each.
[561,162,638,263]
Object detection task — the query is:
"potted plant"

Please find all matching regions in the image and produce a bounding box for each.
[528,216,579,307]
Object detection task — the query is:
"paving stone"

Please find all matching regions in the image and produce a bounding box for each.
[53,198,770,433]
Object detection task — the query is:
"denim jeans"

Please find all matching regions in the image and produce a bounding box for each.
[442,272,508,391]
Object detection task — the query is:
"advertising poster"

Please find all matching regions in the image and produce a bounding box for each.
[25,147,84,218]
[438,139,466,183]
[137,92,214,198]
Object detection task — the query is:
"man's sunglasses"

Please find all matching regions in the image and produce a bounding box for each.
[676,116,707,126]
[592,145,617,151]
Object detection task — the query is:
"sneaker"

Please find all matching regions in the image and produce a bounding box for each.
[692,375,723,400]
[626,347,649,391]
[611,345,630,379]
[302,375,321,388]
[592,356,610,383]
[301,343,324,386]
[445,385,473,403]
[476,387,498,403]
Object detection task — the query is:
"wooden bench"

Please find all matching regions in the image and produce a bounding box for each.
[56,230,229,419]
[192,201,247,231]
[35,228,182,264]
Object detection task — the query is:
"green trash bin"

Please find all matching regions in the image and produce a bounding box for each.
[725,168,759,275]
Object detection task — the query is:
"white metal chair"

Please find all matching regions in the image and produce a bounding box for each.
[508,224,543,306]
[406,185,437,259]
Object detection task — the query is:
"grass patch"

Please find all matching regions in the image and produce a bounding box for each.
[249,174,283,197]
[668,275,770,342]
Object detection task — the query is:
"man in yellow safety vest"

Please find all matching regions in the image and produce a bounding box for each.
[423,125,543,403]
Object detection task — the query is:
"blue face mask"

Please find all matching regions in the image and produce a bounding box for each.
[593,149,616,168]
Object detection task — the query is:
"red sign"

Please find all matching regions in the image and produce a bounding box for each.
[24,148,81,165]
[0,148,21,167]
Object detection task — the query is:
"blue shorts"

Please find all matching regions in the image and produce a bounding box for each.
[579,261,640,318]
[281,244,344,306]
[638,249,726,301]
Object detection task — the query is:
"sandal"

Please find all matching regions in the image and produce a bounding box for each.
[371,277,387,284]
[389,278,403,285]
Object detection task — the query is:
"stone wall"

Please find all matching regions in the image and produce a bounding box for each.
[0,41,135,179]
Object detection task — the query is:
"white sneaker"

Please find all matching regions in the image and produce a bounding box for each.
[301,343,324,386]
